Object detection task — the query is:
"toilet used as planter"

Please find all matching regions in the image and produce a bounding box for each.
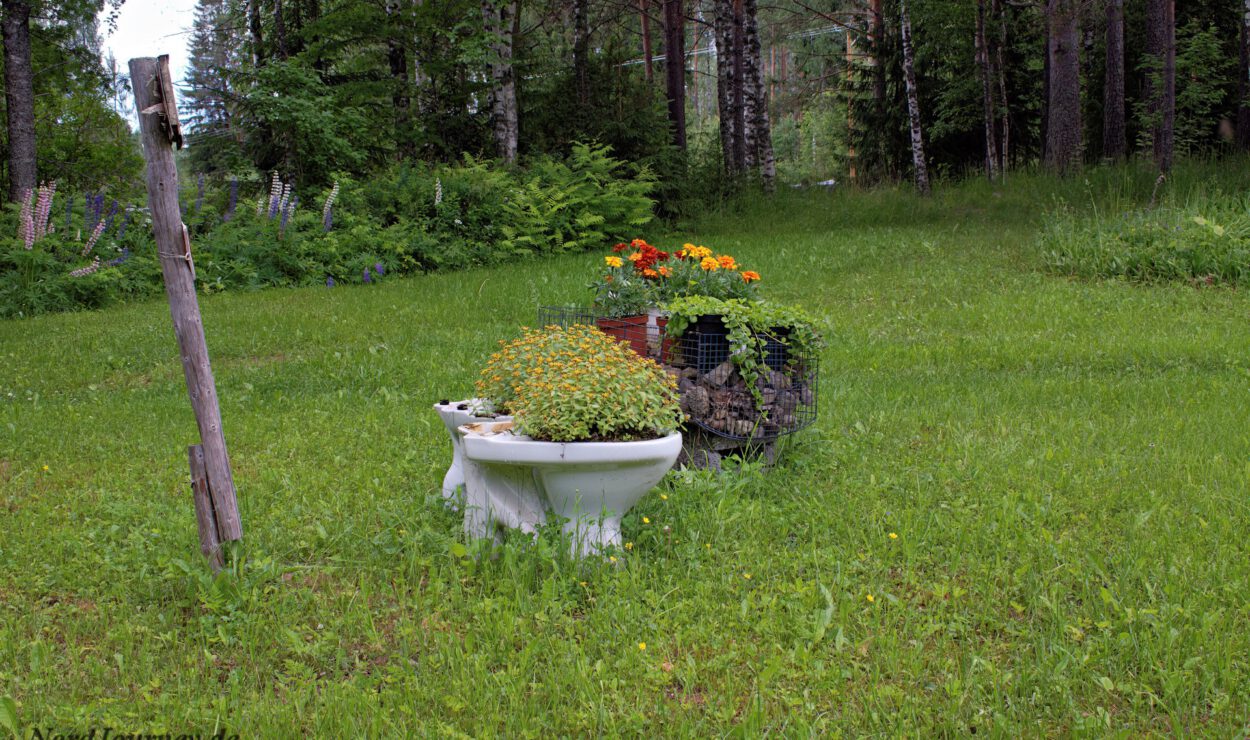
[458,421,682,555]
[432,399,510,507]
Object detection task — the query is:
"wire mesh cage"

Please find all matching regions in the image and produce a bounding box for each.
[538,306,819,441]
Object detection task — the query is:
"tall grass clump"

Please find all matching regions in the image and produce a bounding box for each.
[1040,193,1250,286]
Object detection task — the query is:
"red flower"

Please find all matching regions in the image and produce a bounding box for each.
[612,242,628,253]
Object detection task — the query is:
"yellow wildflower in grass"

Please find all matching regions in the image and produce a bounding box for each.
[609,555,618,563]
[638,642,646,651]
[625,542,634,551]
[700,256,719,271]
[743,573,752,580]
[605,255,623,268]
[866,594,875,603]
[642,516,651,524]
[660,493,668,500]
[889,532,898,539]
[42,465,49,472]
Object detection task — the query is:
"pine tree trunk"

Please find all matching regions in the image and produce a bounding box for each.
[482,1,519,163]
[2,0,36,202]
[663,0,687,150]
[1044,0,1081,172]
[1238,0,1250,149]
[640,0,653,83]
[1145,0,1174,171]
[573,0,590,110]
[248,0,265,66]
[742,0,773,189]
[714,0,738,175]
[387,8,411,158]
[899,0,930,195]
[274,0,289,60]
[1102,0,1126,159]
[976,0,999,181]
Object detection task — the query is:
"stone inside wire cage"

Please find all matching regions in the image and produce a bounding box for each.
[538,306,818,441]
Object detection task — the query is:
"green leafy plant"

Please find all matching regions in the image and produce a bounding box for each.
[665,296,824,409]
[475,324,683,442]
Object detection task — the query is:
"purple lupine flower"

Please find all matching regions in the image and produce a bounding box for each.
[326,277,336,287]
[363,267,372,284]
[92,194,104,225]
[103,200,119,233]
[34,182,56,239]
[18,189,34,250]
[374,262,385,276]
[224,178,238,221]
[194,174,205,214]
[81,221,106,256]
[106,248,131,267]
[322,204,333,232]
[69,256,101,277]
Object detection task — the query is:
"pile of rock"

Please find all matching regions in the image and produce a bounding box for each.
[668,360,815,440]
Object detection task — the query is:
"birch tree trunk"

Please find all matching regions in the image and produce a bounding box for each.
[714,0,738,176]
[483,1,519,164]
[899,0,930,195]
[976,0,999,181]
[731,0,747,171]
[994,0,1009,172]
[742,0,774,189]
[248,0,265,66]
[1044,0,1081,172]
[1145,0,1175,172]
[1102,0,1126,160]
[2,0,36,202]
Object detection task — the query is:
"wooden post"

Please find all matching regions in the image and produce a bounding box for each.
[130,56,243,551]
[189,445,224,572]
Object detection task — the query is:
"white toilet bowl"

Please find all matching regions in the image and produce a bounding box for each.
[432,399,510,506]
[459,422,682,554]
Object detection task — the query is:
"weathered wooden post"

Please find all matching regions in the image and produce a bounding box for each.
[130,55,242,570]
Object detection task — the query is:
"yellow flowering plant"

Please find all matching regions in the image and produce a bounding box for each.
[476,325,684,442]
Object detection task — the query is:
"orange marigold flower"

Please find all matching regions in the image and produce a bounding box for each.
[628,252,642,262]
[604,274,614,282]
[741,270,761,283]
[643,268,659,278]
[657,265,672,277]
[717,255,737,270]
[700,256,719,271]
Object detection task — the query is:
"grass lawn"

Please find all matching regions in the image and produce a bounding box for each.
[2,167,1249,736]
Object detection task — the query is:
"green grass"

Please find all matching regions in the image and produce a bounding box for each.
[3,162,1250,736]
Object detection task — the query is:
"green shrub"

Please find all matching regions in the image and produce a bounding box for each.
[1040,195,1250,286]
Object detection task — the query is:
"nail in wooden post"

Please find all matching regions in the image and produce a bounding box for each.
[189,445,224,572]
[129,55,242,543]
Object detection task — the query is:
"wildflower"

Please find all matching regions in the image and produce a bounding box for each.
[743,573,752,580]
[660,493,668,500]
[866,594,875,603]
[106,248,131,267]
[642,516,650,524]
[638,642,646,650]
[741,271,761,283]
[363,267,372,284]
[18,188,34,249]
[705,543,711,549]
[374,262,385,276]
[81,221,106,257]
[609,555,618,563]
[281,195,297,232]
[580,581,588,587]
[267,172,282,218]
[625,542,634,551]
[326,277,336,287]
[605,255,623,268]
[68,257,101,278]
[41,465,49,472]
[700,256,719,271]
[889,532,898,540]
[322,182,339,231]
[116,208,131,239]
[434,177,443,206]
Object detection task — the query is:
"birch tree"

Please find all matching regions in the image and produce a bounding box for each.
[899,0,929,194]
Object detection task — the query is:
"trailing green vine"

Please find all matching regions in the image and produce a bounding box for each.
[663,296,824,410]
